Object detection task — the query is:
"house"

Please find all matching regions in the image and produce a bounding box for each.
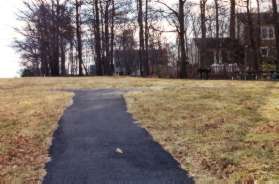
[190,12,278,78]
[236,13,277,71]
[114,48,170,76]
[190,38,244,73]
[114,49,141,75]
[189,37,244,79]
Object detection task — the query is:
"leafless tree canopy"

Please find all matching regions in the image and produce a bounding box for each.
[14,0,279,79]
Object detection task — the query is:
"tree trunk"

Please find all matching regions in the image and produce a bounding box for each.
[256,0,261,72]
[104,1,110,75]
[69,40,75,75]
[230,0,235,39]
[137,0,145,76]
[272,0,279,72]
[110,0,115,75]
[75,0,83,76]
[100,1,105,74]
[179,0,187,78]
[200,0,207,70]
[51,2,60,76]
[214,0,220,64]
[61,42,66,75]
[144,0,149,76]
[94,0,102,75]
[246,0,258,72]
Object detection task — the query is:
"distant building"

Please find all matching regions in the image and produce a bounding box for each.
[114,48,170,76]
[89,65,96,75]
[190,38,243,71]
[114,50,140,76]
[190,12,278,78]
[236,13,277,71]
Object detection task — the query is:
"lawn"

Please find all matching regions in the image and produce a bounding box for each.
[0,77,278,183]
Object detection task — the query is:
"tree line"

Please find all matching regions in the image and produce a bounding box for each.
[14,0,279,78]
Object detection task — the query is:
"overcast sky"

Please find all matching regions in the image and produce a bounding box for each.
[0,0,23,78]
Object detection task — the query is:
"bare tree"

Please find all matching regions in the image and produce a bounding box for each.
[272,0,279,72]
[93,0,102,75]
[214,0,220,64]
[245,0,259,72]
[137,0,146,76]
[75,0,84,76]
[145,0,150,76]
[15,0,74,76]
[256,0,261,70]
[110,0,115,74]
[104,0,110,75]
[178,0,188,78]
[230,0,236,39]
[155,0,188,78]
[200,0,207,71]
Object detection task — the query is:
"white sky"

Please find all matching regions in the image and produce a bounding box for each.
[0,0,270,78]
[0,0,22,78]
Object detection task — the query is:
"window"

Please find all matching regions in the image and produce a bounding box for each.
[260,47,269,57]
[261,26,275,40]
[262,27,268,39]
[269,27,274,39]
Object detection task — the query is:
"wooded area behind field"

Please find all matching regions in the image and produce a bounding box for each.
[14,0,279,79]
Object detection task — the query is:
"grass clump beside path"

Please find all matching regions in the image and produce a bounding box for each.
[0,77,278,183]
[0,84,73,183]
[125,80,279,183]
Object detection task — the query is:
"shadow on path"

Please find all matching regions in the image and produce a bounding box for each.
[43,89,194,184]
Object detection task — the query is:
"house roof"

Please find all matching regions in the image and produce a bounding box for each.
[193,38,241,49]
[236,12,277,25]
[115,48,168,56]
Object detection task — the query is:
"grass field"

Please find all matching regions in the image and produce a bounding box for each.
[0,77,278,183]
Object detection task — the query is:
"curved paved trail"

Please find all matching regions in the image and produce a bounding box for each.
[43,89,194,184]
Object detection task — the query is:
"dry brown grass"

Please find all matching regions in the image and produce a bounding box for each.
[0,77,278,183]
[0,85,73,183]
[125,80,279,183]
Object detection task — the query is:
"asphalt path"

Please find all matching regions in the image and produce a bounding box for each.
[43,89,194,184]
